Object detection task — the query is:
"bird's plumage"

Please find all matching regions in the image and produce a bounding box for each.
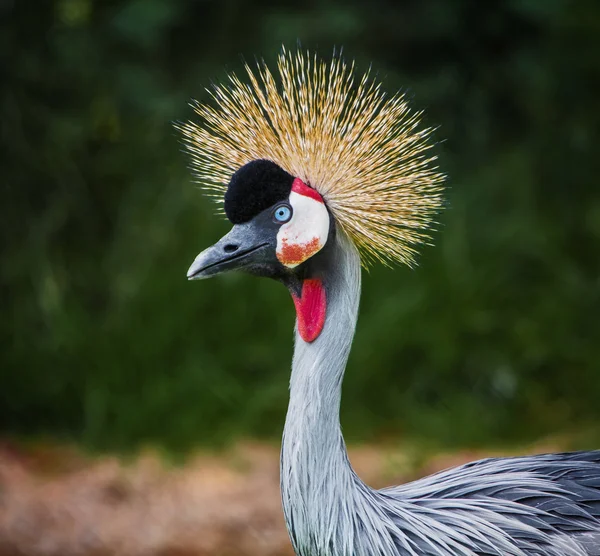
[184,48,600,556]
[382,450,600,555]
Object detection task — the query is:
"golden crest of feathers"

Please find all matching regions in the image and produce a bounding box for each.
[179,47,445,267]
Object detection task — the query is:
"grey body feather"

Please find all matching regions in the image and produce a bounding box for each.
[280,231,600,556]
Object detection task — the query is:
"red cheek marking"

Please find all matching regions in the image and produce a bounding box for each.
[278,237,321,266]
[291,279,326,342]
[291,177,324,203]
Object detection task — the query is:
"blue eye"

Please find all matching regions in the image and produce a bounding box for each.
[273,204,292,223]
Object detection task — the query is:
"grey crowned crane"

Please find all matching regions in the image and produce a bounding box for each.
[181,49,600,556]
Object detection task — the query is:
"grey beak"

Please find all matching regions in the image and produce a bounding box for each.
[187,222,272,280]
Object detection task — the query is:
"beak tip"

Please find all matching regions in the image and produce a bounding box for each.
[187,253,216,279]
[186,260,203,280]
[187,270,202,281]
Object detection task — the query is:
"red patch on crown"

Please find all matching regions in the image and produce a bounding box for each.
[291,178,324,203]
[291,278,326,343]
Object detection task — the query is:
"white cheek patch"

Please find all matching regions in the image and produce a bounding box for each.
[276,190,330,268]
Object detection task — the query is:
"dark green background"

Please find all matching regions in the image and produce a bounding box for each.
[2,0,599,452]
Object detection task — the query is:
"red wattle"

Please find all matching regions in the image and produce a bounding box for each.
[291,177,324,203]
[291,278,326,342]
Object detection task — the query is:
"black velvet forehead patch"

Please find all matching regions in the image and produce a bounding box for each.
[224,160,294,224]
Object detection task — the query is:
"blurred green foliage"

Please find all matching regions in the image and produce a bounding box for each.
[1,0,599,452]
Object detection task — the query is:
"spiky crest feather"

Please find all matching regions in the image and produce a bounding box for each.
[179,47,445,267]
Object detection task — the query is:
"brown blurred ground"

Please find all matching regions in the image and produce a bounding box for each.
[0,439,564,556]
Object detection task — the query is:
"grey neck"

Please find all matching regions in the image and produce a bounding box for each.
[281,230,364,554]
[278,232,593,556]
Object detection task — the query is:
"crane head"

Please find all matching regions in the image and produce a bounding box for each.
[187,159,335,342]
[179,48,445,270]
[182,48,446,342]
[187,159,331,280]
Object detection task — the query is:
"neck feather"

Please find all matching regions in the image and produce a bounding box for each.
[281,230,364,553]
